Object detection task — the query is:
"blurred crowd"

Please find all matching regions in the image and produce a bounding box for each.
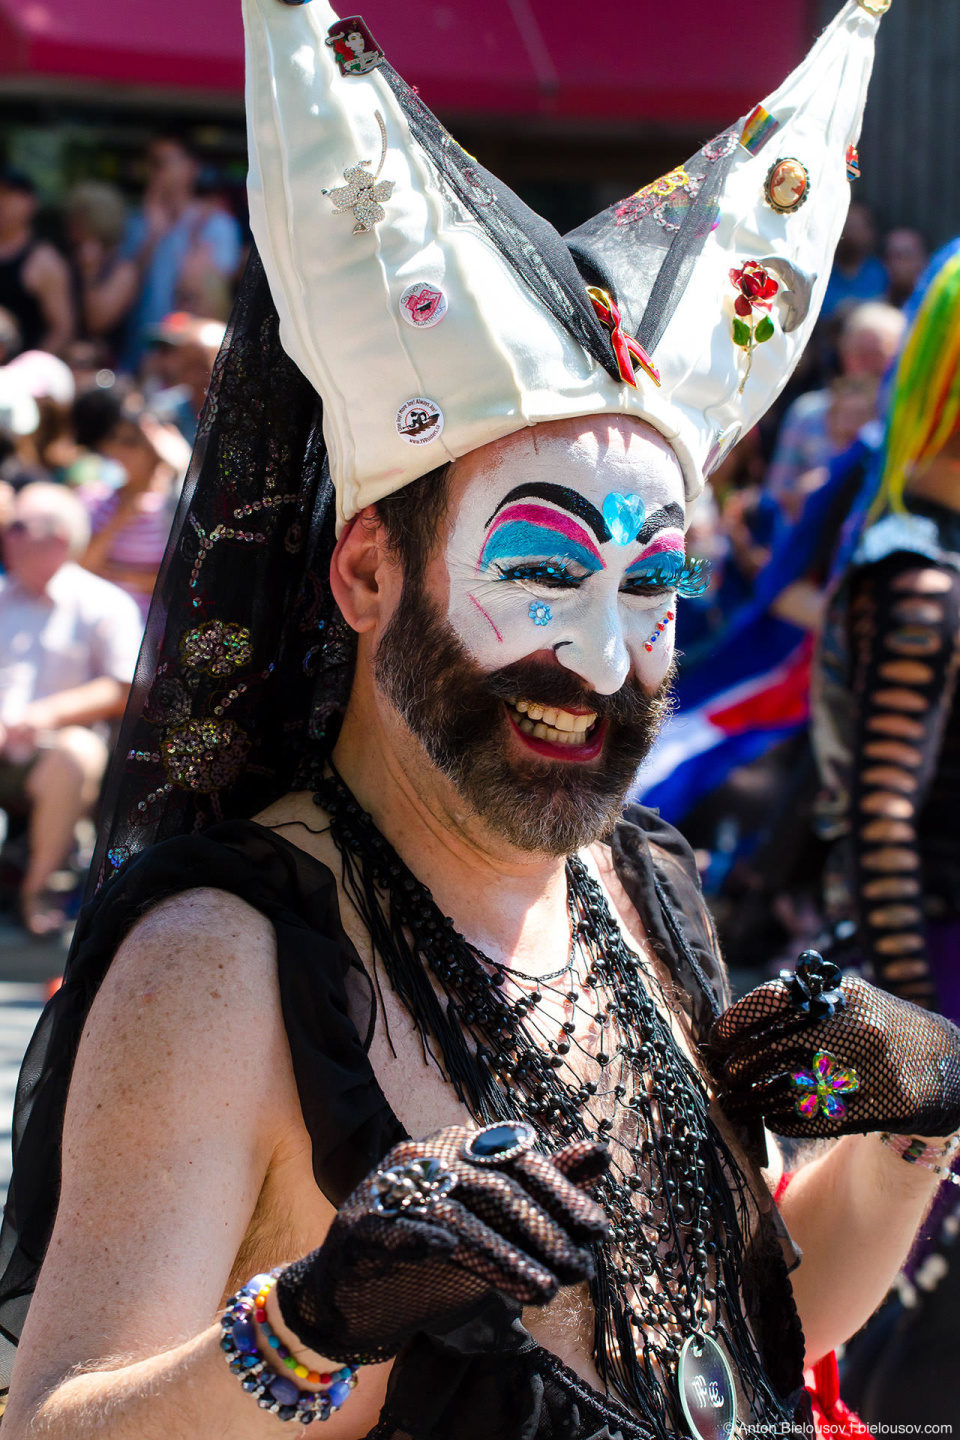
[0,134,936,944]
[652,202,936,980]
[0,133,236,936]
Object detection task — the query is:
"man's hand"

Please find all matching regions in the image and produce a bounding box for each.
[275,1124,609,1364]
[709,963,960,1140]
[3,700,57,757]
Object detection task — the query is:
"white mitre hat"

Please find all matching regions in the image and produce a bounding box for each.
[244,0,888,527]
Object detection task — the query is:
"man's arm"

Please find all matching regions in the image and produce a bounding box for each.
[3,888,390,1440]
[1,677,130,756]
[776,1131,942,1364]
[22,243,74,355]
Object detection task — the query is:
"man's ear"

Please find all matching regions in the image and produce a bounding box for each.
[330,506,394,634]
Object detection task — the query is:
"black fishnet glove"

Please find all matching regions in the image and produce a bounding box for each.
[276,1123,610,1364]
[708,956,960,1139]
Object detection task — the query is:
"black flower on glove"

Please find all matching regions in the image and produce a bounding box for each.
[780,950,846,1019]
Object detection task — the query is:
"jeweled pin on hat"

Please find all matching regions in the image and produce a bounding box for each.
[244,0,887,526]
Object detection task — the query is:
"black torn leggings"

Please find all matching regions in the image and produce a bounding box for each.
[847,552,960,1007]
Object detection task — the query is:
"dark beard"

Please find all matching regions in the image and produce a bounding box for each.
[374,575,674,856]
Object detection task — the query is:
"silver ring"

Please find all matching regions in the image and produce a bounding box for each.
[370,1156,455,1215]
[461,1121,537,1165]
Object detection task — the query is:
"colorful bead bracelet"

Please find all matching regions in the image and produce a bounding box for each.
[220,1270,359,1423]
[878,1132,960,1187]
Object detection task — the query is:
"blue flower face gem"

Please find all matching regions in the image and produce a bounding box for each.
[790,1050,860,1120]
[529,601,552,626]
[602,492,647,546]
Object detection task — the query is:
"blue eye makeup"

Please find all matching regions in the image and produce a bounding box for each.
[621,552,712,597]
[496,559,584,589]
[481,519,602,575]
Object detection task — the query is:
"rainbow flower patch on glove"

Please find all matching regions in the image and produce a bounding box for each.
[790,1050,860,1119]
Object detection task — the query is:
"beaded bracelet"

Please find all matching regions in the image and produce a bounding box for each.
[878,1132,960,1187]
[220,1270,359,1423]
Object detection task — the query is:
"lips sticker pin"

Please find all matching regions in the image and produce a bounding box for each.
[396,398,444,445]
[399,282,448,329]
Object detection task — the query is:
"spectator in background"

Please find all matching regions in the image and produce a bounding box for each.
[64,182,139,364]
[64,338,114,396]
[61,386,126,490]
[0,483,141,934]
[0,168,74,357]
[0,306,20,365]
[883,226,928,308]
[821,201,888,320]
[0,369,42,490]
[77,389,190,620]
[3,350,76,482]
[122,135,241,368]
[767,300,905,512]
[148,313,225,445]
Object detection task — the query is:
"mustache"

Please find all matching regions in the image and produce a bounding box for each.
[482,657,675,725]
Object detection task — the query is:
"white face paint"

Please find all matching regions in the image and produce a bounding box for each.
[444,422,698,697]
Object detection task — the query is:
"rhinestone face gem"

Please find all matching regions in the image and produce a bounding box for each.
[602,491,647,546]
[462,1121,537,1164]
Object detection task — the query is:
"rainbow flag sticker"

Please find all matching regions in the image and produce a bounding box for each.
[739,105,780,156]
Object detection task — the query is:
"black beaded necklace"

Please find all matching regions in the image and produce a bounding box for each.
[313,771,794,1436]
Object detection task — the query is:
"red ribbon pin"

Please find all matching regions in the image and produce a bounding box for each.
[587,286,661,389]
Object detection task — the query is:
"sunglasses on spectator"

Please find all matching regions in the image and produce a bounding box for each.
[4,519,61,541]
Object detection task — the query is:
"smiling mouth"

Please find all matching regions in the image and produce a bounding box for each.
[504,697,599,748]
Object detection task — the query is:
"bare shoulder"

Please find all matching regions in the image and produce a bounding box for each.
[70,886,290,1144]
[99,885,278,1012]
[23,240,70,284]
[253,789,338,869]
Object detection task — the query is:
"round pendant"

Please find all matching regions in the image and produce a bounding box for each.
[395,396,444,445]
[764,157,810,215]
[677,1333,737,1440]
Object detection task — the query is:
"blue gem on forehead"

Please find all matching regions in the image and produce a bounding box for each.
[602,491,646,546]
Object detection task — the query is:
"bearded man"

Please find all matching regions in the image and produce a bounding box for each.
[4,2,960,1438]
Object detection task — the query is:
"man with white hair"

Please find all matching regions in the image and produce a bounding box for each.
[0,483,142,933]
[767,300,907,509]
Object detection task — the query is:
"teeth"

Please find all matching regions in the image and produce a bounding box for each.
[507,698,599,748]
[513,711,592,746]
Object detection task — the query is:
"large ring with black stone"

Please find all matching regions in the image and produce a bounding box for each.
[370,1157,455,1215]
[461,1121,537,1165]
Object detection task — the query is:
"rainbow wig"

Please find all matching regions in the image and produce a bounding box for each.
[870,248,960,520]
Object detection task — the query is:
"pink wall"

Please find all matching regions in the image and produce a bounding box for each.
[0,0,813,126]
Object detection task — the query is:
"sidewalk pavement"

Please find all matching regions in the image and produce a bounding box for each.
[0,980,46,1204]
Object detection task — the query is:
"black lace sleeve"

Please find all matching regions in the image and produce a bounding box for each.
[846,552,960,1008]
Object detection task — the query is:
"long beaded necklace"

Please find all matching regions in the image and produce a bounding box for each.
[313,771,796,1437]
